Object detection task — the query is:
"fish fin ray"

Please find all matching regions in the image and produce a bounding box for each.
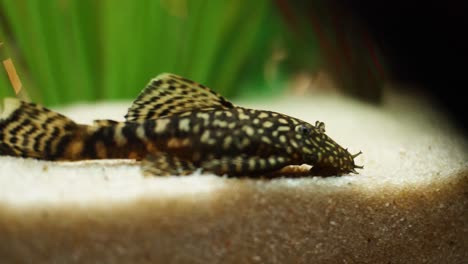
[0,98,78,159]
[141,152,197,176]
[125,73,235,121]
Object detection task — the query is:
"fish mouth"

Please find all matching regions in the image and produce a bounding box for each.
[350,151,364,173]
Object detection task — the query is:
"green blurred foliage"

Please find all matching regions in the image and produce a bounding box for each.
[0,0,288,105]
[0,0,385,106]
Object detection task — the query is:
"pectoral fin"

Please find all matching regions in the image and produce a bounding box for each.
[141,152,197,176]
[201,155,291,177]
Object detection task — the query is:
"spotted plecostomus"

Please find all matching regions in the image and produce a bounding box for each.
[0,73,363,177]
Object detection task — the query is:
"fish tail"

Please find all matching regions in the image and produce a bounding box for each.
[0,98,79,160]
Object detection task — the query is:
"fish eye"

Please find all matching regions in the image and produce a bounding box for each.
[297,125,311,135]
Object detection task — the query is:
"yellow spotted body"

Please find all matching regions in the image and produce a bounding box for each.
[0,73,362,177]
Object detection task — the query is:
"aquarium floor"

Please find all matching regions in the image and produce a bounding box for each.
[0,92,467,263]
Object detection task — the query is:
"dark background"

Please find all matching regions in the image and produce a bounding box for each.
[343,0,467,133]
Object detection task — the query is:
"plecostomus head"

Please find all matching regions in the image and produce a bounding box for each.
[288,119,363,175]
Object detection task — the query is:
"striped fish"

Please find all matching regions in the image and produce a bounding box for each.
[0,73,363,177]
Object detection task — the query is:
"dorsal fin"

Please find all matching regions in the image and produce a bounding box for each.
[125,73,235,121]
